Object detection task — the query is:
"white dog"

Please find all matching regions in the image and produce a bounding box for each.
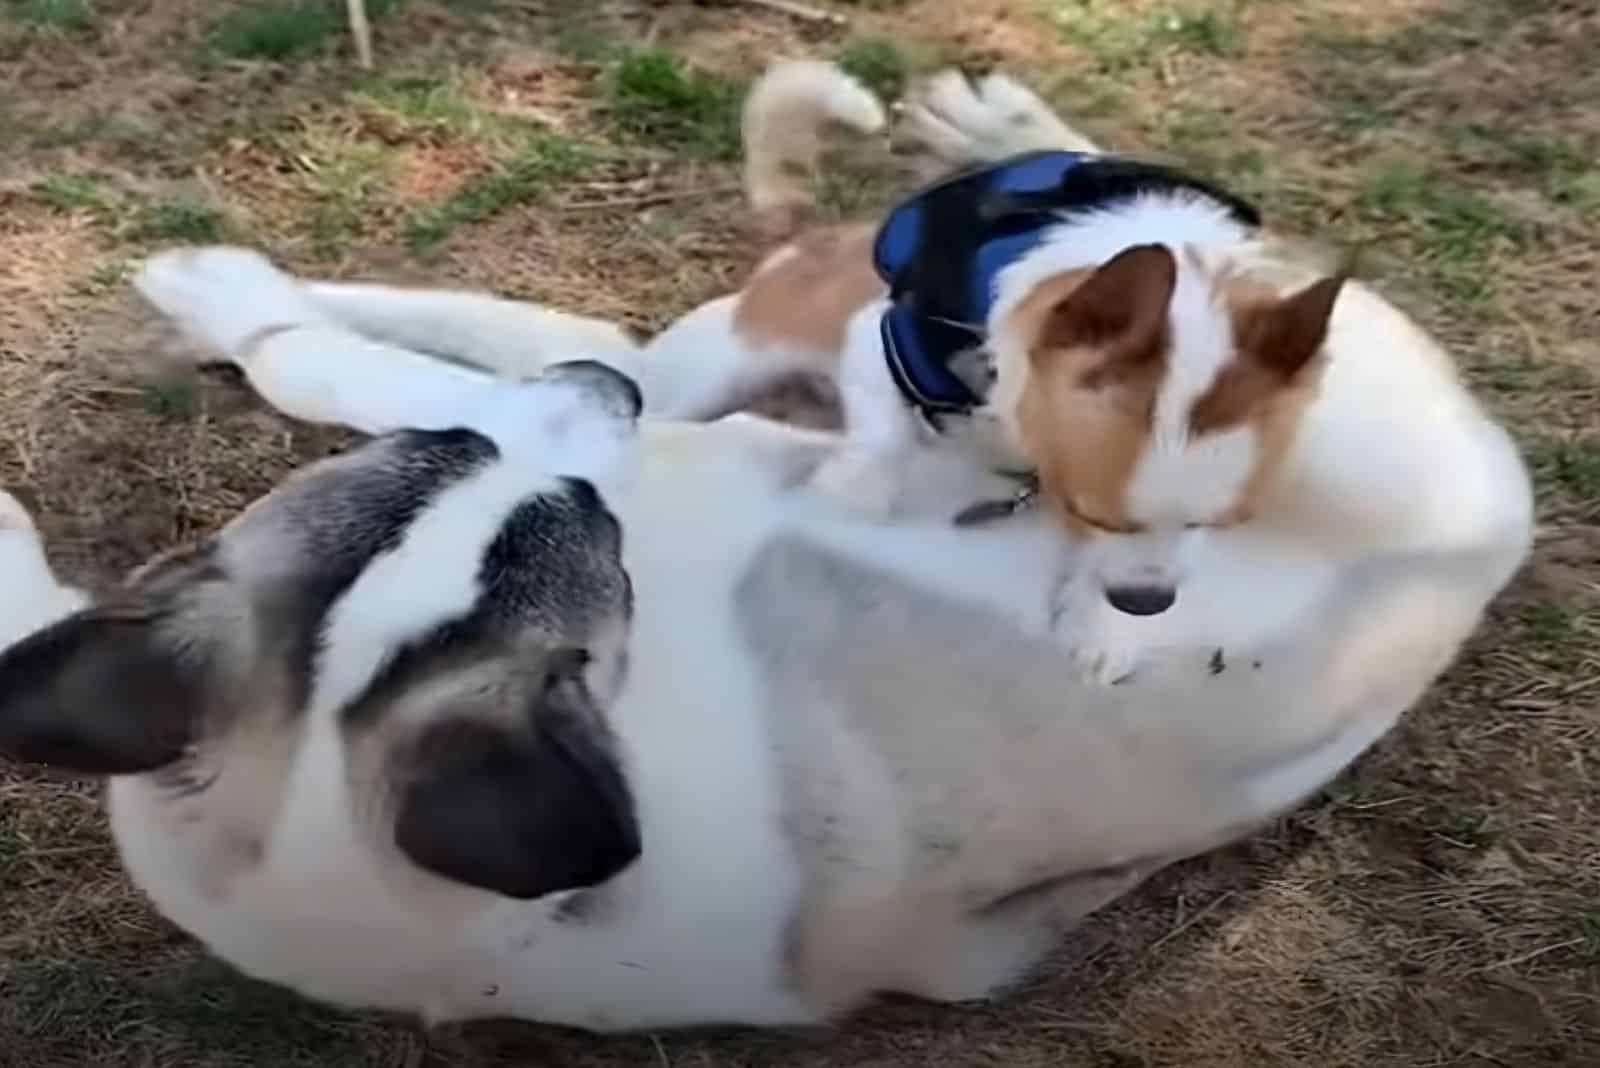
[0,69,1531,1033]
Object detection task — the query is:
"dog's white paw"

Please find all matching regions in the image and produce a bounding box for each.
[898,70,1099,166]
[134,247,327,361]
[809,450,901,522]
[1049,581,1151,685]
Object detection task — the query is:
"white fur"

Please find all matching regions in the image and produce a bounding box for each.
[0,63,1526,1033]
[742,60,887,213]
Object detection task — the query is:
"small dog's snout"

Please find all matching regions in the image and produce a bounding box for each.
[544,360,644,420]
[1105,585,1177,616]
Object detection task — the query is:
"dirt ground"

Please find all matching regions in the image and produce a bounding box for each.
[1,0,1597,1065]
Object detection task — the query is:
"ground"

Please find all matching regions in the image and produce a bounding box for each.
[0,0,1596,1064]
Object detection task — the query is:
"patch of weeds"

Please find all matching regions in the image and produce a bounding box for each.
[1575,909,1600,962]
[7,0,93,32]
[207,0,406,62]
[1471,356,1593,398]
[1518,600,1576,648]
[551,20,610,64]
[403,134,591,252]
[82,259,132,293]
[1525,436,1600,501]
[1048,1,1245,71]
[1042,72,1126,121]
[354,71,487,138]
[838,36,909,102]
[27,112,156,154]
[599,46,741,160]
[1552,170,1600,218]
[816,159,903,219]
[30,172,111,214]
[140,382,200,421]
[1356,160,1529,306]
[127,197,227,243]
[307,141,392,259]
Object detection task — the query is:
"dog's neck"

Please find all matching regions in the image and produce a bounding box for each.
[873,151,1261,429]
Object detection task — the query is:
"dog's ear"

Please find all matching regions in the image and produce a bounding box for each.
[0,603,205,775]
[393,652,640,900]
[1034,243,1177,383]
[1235,274,1345,379]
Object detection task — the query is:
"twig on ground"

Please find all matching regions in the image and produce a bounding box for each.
[347,0,375,70]
[563,183,744,211]
[734,0,847,26]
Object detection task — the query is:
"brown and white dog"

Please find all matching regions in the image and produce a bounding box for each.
[619,63,1352,681]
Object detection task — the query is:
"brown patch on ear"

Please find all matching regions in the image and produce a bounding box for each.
[1183,272,1345,524]
[733,223,885,357]
[1006,247,1179,534]
[1191,273,1343,437]
[1034,243,1177,387]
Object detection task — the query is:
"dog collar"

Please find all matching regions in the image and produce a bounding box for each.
[872,150,1262,423]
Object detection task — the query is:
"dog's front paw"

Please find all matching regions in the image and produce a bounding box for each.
[1049,583,1150,685]
[809,451,901,522]
[1059,628,1146,686]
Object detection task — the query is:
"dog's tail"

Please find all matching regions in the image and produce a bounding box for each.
[742,60,886,235]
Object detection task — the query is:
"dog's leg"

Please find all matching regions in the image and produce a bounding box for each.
[135,248,500,435]
[0,492,89,651]
[301,280,639,381]
[807,307,922,521]
[899,71,1102,168]
[636,295,829,421]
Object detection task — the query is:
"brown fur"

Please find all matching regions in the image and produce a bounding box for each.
[1188,273,1344,521]
[731,224,885,357]
[1007,247,1342,532]
[1011,246,1176,534]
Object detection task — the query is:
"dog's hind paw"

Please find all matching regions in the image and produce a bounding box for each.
[134,247,328,361]
[898,71,1100,166]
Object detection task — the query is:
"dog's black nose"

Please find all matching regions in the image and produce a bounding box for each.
[1105,585,1176,616]
[544,360,643,420]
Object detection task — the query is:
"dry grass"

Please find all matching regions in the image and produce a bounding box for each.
[2,0,1598,1064]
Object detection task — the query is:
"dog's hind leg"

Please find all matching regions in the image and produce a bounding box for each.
[0,492,89,651]
[135,247,500,435]
[301,280,640,380]
[898,71,1102,168]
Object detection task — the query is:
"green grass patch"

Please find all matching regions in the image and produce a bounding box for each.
[353,70,489,137]
[127,197,228,243]
[1355,160,1530,306]
[30,172,112,214]
[837,36,910,102]
[1359,161,1528,249]
[208,0,405,62]
[1525,435,1600,502]
[402,134,592,252]
[1047,1,1246,70]
[306,140,393,259]
[7,0,93,31]
[598,46,742,160]
[140,382,201,421]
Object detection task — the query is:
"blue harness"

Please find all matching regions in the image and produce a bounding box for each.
[872,150,1261,422]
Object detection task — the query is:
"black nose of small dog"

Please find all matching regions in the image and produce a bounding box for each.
[1105,585,1177,616]
[544,360,644,420]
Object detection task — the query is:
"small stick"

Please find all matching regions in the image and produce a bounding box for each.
[735,0,847,26]
[563,183,743,211]
[347,0,374,70]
